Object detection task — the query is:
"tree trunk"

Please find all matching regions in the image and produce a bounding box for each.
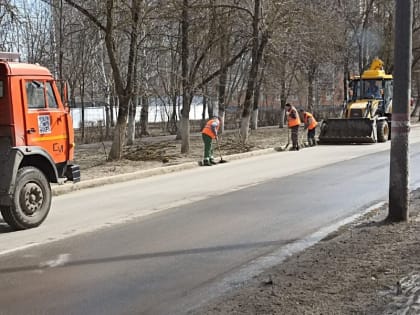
[251,109,258,130]
[279,58,287,128]
[105,104,111,139]
[108,95,129,160]
[110,94,116,128]
[240,115,251,142]
[126,98,136,145]
[79,81,85,143]
[168,94,178,135]
[219,110,225,134]
[218,25,229,135]
[201,93,207,130]
[180,114,190,153]
[180,0,190,154]
[251,68,264,130]
[240,0,266,143]
[307,62,317,112]
[140,95,150,136]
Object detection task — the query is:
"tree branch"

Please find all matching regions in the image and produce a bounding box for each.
[62,0,106,32]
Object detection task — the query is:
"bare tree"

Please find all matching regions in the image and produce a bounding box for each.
[63,0,144,160]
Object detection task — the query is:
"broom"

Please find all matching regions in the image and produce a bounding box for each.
[215,137,228,163]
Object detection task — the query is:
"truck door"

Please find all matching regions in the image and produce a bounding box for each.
[23,80,69,164]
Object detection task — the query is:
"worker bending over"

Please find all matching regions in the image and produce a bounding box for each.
[285,103,301,151]
[201,116,220,166]
[300,109,318,146]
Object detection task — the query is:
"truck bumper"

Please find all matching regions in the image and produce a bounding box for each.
[66,164,81,183]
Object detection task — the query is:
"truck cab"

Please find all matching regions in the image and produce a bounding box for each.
[0,52,80,230]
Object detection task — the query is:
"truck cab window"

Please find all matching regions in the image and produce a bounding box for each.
[26,81,46,109]
[46,82,58,108]
[0,81,3,98]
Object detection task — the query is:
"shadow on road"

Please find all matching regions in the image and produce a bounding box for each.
[0,238,297,274]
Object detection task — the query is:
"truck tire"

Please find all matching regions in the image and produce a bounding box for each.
[377,120,389,143]
[1,167,51,230]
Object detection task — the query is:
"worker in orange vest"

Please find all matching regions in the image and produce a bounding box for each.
[285,103,301,150]
[201,116,221,166]
[300,109,318,146]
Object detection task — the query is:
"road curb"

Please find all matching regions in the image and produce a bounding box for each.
[52,161,197,196]
[52,147,276,196]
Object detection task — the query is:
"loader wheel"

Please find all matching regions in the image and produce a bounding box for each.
[377,120,389,143]
[0,167,51,230]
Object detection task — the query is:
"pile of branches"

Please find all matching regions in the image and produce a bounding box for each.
[123,141,180,163]
[219,136,254,155]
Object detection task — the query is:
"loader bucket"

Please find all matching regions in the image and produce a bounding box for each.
[318,118,376,144]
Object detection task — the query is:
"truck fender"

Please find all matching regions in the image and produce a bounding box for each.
[0,146,60,206]
[17,146,61,183]
[0,149,24,205]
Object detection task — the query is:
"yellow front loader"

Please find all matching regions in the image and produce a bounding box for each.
[319,58,392,144]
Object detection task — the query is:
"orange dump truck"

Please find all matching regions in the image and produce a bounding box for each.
[0,52,80,230]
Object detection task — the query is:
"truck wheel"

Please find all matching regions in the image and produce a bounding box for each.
[1,167,51,230]
[377,120,389,143]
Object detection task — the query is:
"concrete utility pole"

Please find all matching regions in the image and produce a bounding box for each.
[388,0,412,221]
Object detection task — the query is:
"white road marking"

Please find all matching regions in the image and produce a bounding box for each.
[39,253,71,268]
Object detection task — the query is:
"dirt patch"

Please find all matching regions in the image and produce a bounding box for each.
[75,127,289,180]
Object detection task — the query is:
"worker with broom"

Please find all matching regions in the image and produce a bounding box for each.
[201,116,221,166]
[285,103,301,151]
[299,109,318,146]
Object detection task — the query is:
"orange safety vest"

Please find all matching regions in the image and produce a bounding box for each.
[303,112,318,130]
[287,106,301,127]
[202,118,220,139]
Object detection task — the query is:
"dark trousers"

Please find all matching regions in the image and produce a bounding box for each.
[307,128,316,146]
[291,125,299,148]
[202,134,213,161]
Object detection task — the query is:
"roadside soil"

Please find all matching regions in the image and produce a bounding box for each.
[75,126,290,180]
[193,192,420,315]
[75,125,420,315]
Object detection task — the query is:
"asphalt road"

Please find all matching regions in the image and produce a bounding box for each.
[1,130,420,315]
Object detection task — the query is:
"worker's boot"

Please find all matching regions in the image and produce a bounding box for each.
[203,159,212,166]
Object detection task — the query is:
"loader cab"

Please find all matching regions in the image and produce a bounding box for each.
[350,78,392,110]
[350,78,392,101]
[362,80,382,99]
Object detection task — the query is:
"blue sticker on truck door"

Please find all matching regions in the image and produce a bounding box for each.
[38,115,51,134]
